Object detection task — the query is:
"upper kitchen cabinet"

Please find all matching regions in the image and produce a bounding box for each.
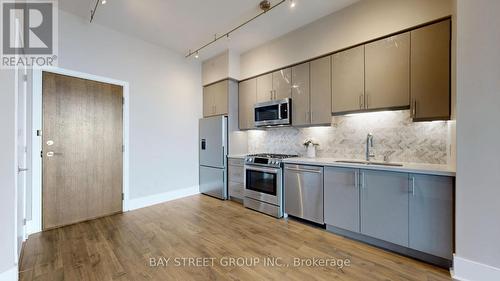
[291,62,310,126]
[256,73,273,103]
[256,68,292,103]
[273,68,292,100]
[310,56,332,125]
[203,80,228,117]
[365,33,410,110]
[239,78,257,130]
[332,45,365,114]
[411,19,451,121]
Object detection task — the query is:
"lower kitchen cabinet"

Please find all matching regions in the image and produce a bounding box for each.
[228,158,245,200]
[409,174,454,259]
[324,167,360,232]
[360,170,409,247]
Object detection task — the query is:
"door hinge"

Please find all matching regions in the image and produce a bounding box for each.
[36,130,42,136]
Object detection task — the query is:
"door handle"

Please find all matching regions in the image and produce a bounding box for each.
[46,151,63,157]
[17,167,28,173]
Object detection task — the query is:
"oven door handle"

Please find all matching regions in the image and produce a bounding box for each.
[245,165,280,174]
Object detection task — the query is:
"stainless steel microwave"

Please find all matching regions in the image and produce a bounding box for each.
[254,98,291,127]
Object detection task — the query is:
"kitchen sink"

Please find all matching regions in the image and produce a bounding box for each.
[335,160,403,167]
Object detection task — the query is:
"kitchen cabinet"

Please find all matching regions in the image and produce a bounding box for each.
[238,78,257,130]
[360,170,409,247]
[291,62,310,126]
[409,174,454,259]
[256,68,292,103]
[365,33,410,110]
[411,19,451,121]
[332,45,365,114]
[228,158,245,200]
[310,56,332,125]
[203,80,228,117]
[284,164,324,224]
[324,167,360,232]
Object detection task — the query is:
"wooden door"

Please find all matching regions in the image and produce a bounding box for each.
[310,56,332,125]
[332,45,365,114]
[291,62,310,126]
[360,170,409,247]
[239,78,257,130]
[273,68,292,100]
[256,73,273,103]
[411,19,451,121]
[365,33,410,110]
[42,72,123,230]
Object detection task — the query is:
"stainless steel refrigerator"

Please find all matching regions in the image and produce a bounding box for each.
[199,116,228,200]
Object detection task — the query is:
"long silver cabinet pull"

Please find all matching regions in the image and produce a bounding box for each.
[360,172,365,189]
[354,170,359,188]
[410,176,416,196]
[285,167,323,174]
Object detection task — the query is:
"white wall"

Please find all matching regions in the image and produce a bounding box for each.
[454,0,500,280]
[240,0,452,79]
[0,70,16,274]
[57,10,202,200]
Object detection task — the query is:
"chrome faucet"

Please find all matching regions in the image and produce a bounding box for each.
[366,133,375,161]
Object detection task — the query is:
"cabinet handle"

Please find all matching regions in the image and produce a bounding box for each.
[366,93,369,108]
[413,100,417,117]
[359,94,364,109]
[410,176,415,196]
[285,167,323,174]
[360,172,365,189]
[354,170,359,188]
[270,90,273,100]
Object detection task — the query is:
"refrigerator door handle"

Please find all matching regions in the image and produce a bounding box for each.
[201,139,206,150]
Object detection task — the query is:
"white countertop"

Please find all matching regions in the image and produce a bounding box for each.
[228,154,246,159]
[283,157,456,177]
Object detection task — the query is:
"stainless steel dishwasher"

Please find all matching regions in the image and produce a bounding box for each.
[284,164,324,224]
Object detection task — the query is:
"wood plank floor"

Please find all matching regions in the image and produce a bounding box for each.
[19,195,452,281]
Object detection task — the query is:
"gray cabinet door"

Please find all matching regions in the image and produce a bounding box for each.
[203,84,215,117]
[291,62,310,126]
[332,45,365,114]
[213,80,228,116]
[324,167,360,233]
[411,19,451,121]
[365,33,410,110]
[256,73,273,103]
[310,56,332,125]
[239,78,257,130]
[409,174,454,259]
[361,170,409,247]
[273,68,292,100]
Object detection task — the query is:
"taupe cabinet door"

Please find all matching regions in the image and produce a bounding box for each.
[332,45,365,114]
[360,170,409,247]
[291,62,310,126]
[411,20,451,121]
[324,167,360,233]
[273,68,292,100]
[239,78,257,130]
[365,33,410,110]
[203,80,228,117]
[310,56,332,125]
[256,73,273,103]
[42,72,123,230]
[409,174,454,259]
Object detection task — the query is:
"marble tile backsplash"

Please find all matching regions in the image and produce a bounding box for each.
[247,110,450,164]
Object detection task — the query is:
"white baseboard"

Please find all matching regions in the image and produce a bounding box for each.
[0,266,18,281]
[124,186,199,211]
[453,254,500,281]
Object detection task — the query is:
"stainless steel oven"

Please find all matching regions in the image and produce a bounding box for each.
[254,98,291,127]
[243,153,297,218]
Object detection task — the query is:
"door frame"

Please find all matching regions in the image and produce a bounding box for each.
[28,67,130,235]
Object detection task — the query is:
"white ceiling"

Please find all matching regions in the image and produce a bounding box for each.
[59,0,359,60]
